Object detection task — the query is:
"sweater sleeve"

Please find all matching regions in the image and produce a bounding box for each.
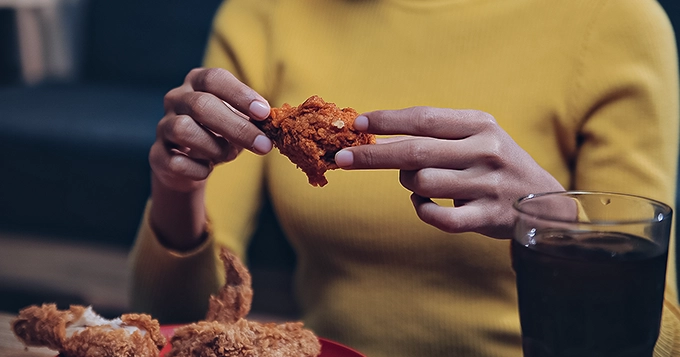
[564,0,680,354]
[128,202,222,323]
[569,0,678,208]
[128,0,274,323]
[128,153,266,324]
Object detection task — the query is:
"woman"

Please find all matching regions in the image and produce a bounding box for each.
[130,0,680,355]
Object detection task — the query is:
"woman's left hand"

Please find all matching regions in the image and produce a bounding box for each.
[335,107,564,239]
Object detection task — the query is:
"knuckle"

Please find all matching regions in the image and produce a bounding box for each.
[478,111,499,131]
[442,220,465,234]
[481,135,506,169]
[437,211,466,233]
[163,87,182,111]
[175,115,196,135]
[412,169,439,197]
[403,141,428,168]
[353,147,375,168]
[185,92,213,117]
[230,117,252,141]
[185,68,203,84]
[216,141,236,162]
[412,107,439,133]
[222,145,240,163]
[196,67,222,90]
[216,151,232,164]
[232,85,253,103]
[167,155,191,177]
[483,141,504,166]
[168,115,196,142]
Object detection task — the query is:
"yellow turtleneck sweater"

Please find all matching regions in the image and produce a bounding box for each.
[129,0,680,356]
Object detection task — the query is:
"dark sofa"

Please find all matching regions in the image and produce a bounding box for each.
[0,0,222,245]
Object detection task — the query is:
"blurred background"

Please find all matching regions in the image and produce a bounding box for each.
[0,0,298,320]
[0,0,677,321]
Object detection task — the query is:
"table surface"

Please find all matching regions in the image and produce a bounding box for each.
[0,312,55,357]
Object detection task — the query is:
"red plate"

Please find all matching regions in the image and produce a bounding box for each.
[159,325,364,357]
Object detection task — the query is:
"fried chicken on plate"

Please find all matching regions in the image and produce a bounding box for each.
[167,319,320,357]
[166,248,321,357]
[11,304,166,357]
[256,95,376,187]
[10,248,320,357]
[205,248,254,323]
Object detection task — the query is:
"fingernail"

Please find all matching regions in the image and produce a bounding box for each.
[335,150,354,168]
[353,115,369,131]
[249,100,270,119]
[252,135,272,154]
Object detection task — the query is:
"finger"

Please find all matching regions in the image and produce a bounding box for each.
[178,145,241,164]
[163,86,186,114]
[167,154,213,181]
[360,107,498,139]
[172,91,272,154]
[178,146,241,164]
[185,68,271,120]
[337,137,481,170]
[161,115,234,163]
[374,136,413,144]
[410,194,486,234]
[150,142,213,181]
[399,168,491,200]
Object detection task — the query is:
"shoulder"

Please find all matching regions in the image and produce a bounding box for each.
[548,0,674,45]
[599,0,672,22]
[584,0,675,44]
[575,0,677,75]
[212,0,281,31]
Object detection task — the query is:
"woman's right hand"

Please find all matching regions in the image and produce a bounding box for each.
[149,67,273,193]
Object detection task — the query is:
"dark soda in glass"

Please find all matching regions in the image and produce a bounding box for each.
[511,230,667,357]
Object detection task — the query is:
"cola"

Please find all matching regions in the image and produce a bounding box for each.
[512,231,667,357]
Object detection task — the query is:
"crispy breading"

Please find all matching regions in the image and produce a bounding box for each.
[169,247,321,357]
[256,95,376,187]
[11,304,165,357]
[167,319,321,357]
[12,303,72,351]
[205,248,253,323]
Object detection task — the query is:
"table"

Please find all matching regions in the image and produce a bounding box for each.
[0,312,54,357]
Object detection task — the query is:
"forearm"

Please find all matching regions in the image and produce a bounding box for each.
[129,203,222,324]
[149,173,208,251]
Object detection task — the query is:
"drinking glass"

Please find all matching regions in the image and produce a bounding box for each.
[512,191,672,357]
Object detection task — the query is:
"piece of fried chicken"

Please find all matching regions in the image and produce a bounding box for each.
[12,304,166,357]
[167,320,320,357]
[256,95,376,187]
[168,248,321,357]
[205,247,253,323]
